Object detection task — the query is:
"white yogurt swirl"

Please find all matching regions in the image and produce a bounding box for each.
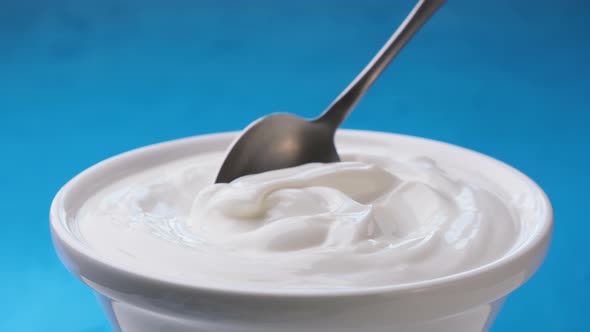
[77,152,518,289]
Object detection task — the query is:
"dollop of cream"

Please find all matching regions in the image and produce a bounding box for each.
[190,162,398,252]
[77,152,518,289]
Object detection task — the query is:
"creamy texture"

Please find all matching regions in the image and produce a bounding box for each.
[76,151,519,290]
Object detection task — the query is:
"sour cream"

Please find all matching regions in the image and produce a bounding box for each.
[76,150,518,290]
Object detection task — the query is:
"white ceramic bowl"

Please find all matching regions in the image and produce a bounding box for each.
[50,130,552,332]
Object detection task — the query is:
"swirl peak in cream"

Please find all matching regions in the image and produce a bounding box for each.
[190,162,397,251]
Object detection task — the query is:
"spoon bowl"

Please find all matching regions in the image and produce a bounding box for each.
[215,114,338,183]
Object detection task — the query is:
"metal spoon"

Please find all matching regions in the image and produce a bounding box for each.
[216,0,445,183]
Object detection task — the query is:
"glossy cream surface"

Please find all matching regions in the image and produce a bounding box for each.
[75,147,519,290]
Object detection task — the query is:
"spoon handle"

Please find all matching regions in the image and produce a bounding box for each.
[316,0,445,128]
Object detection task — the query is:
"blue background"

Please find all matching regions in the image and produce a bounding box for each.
[1,0,588,331]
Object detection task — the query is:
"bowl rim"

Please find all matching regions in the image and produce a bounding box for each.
[50,129,553,299]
